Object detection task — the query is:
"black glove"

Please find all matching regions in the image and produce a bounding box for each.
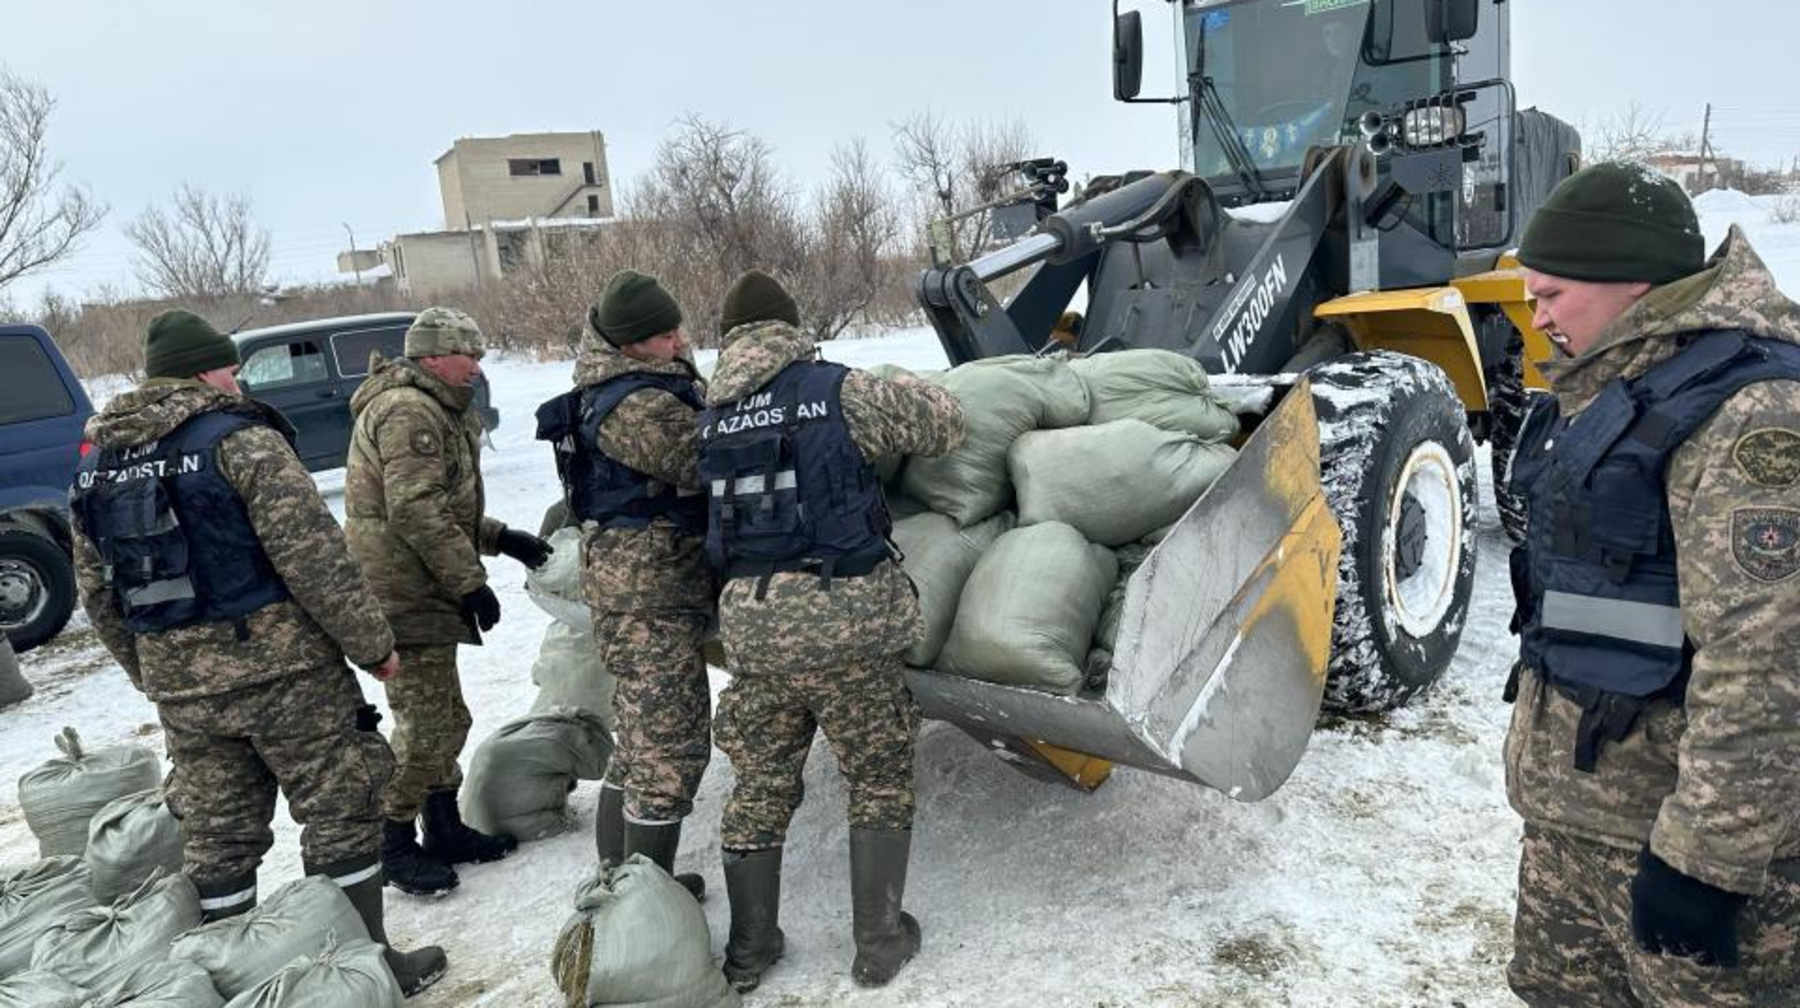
[354,703,383,732]
[461,584,502,633]
[1630,847,1749,967]
[497,528,553,570]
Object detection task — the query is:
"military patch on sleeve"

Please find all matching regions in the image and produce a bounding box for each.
[1730,506,1800,583]
[409,429,440,456]
[1731,427,1800,487]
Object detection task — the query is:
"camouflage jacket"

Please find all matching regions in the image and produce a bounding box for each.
[1505,226,1800,894]
[706,321,967,676]
[72,381,394,702]
[569,336,713,616]
[344,354,503,646]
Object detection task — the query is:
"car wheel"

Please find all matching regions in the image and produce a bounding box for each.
[0,527,77,652]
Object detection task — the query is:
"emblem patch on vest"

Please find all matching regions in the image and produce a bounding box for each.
[1731,506,1800,583]
[409,429,440,456]
[1731,427,1800,487]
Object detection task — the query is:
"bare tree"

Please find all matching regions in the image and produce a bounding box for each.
[126,185,271,299]
[795,138,904,340]
[1585,102,1669,165]
[892,111,1036,265]
[0,70,106,294]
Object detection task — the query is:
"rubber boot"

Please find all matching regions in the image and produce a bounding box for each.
[623,819,706,900]
[595,785,625,867]
[721,848,785,993]
[381,819,458,897]
[849,828,921,988]
[328,862,449,999]
[194,872,257,924]
[419,789,516,865]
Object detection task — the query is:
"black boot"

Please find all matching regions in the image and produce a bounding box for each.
[381,819,458,897]
[623,819,706,900]
[850,828,921,988]
[322,859,448,999]
[595,785,625,867]
[194,872,257,924]
[722,847,785,993]
[420,790,516,865]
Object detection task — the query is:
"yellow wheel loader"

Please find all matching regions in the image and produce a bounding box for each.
[905,0,1577,799]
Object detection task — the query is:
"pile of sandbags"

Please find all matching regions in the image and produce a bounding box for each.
[220,934,401,1008]
[84,788,184,905]
[18,728,162,857]
[1069,348,1238,442]
[525,525,618,729]
[464,707,613,841]
[892,510,1014,668]
[550,857,738,1008]
[899,355,1090,525]
[170,875,368,1000]
[0,856,94,976]
[0,970,85,1007]
[1011,420,1234,546]
[81,959,223,1008]
[29,868,201,992]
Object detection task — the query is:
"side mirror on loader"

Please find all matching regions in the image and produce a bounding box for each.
[1425,0,1479,43]
[1113,6,1144,101]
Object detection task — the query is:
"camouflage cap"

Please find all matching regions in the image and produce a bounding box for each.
[405,306,485,359]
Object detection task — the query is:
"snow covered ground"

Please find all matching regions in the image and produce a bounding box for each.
[8,194,1797,1007]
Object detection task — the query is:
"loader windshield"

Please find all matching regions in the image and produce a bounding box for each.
[1182,0,1369,187]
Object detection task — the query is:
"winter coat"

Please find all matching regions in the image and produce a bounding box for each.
[344,354,502,646]
[71,381,394,701]
[1505,225,1800,895]
[569,336,713,617]
[706,321,967,676]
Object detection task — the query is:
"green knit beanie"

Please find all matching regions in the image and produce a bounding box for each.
[719,269,799,336]
[143,309,239,380]
[590,269,682,347]
[1517,162,1705,285]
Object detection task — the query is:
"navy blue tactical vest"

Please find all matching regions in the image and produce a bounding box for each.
[71,409,291,636]
[1508,330,1800,769]
[534,372,707,533]
[695,360,891,585]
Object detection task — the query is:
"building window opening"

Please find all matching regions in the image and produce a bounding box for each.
[583,161,596,184]
[586,194,600,215]
[508,158,562,176]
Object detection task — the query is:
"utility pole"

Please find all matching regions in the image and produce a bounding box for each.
[342,222,362,283]
[1697,102,1713,193]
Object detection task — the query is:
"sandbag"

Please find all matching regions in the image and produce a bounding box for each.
[1011,420,1235,546]
[1070,349,1239,441]
[84,789,184,906]
[525,525,591,630]
[19,728,162,858]
[81,958,222,1008]
[170,875,368,1000]
[938,523,1118,694]
[464,708,613,840]
[0,634,30,709]
[220,935,401,1008]
[899,355,1089,526]
[0,970,84,1008]
[0,857,94,977]
[550,857,739,1008]
[1095,540,1158,655]
[30,869,201,993]
[529,622,618,732]
[893,510,1014,668]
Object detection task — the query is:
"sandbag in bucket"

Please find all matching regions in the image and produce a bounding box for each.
[893,510,1013,668]
[19,728,162,858]
[1011,419,1235,546]
[1070,349,1239,441]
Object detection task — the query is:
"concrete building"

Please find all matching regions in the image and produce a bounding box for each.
[344,130,613,297]
[1645,151,1747,194]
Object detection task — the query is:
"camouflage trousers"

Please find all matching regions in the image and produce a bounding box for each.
[159,666,394,907]
[1510,824,1800,1007]
[380,644,472,820]
[595,608,711,823]
[714,653,920,851]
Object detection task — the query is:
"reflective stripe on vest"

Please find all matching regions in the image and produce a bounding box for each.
[1539,590,1686,649]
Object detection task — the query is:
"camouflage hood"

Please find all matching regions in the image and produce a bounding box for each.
[706,321,817,405]
[84,380,288,451]
[1541,225,1800,413]
[349,352,474,417]
[570,333,702,389]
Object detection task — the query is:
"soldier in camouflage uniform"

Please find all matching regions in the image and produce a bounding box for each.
[540,270,712,896]
[700,270,966,992]
[70,309,445,997]
[1505,163,1800,1006]
[344,307,551,896]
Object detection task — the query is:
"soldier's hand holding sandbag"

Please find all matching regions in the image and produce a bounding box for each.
[496,527,553,570]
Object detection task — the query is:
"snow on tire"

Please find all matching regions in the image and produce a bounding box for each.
[1309,352,1477,713]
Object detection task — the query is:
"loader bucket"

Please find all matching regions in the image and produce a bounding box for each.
[906,378,1341,800]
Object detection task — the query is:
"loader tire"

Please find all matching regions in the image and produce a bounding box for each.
[1309,353,1477,713]
[1487,329,1541,545]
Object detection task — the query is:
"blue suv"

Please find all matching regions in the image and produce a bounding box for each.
[0,324,93,652]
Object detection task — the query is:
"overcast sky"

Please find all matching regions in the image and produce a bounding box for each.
[4,0,1792,307]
